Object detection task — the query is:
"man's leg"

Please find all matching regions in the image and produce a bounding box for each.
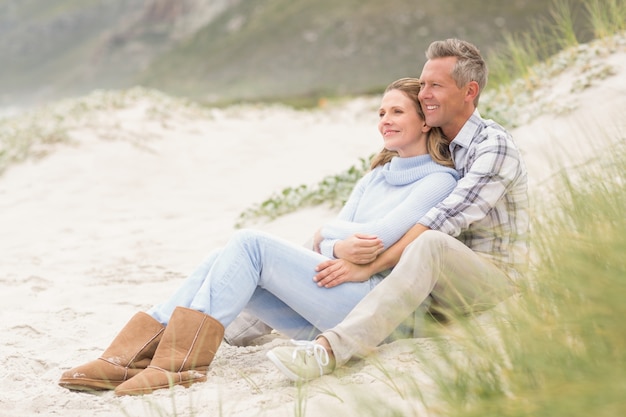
[323,230,516,366]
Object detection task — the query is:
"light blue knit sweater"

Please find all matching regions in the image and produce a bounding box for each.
[319,154,459,259]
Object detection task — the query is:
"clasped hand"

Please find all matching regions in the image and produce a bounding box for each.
[313,233,383,288]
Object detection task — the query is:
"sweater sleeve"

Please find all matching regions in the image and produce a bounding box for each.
[332,170,372,222]
[320,172,457,253]
[318,172,371,258]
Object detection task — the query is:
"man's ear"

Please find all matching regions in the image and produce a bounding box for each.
[465,81,480,103]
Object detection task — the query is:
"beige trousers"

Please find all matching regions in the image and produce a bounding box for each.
[322,230,517,366]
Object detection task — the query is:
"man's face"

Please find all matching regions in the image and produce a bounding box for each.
[418,56,471,139]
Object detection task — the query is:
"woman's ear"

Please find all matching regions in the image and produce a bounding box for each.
[421,123,432,133]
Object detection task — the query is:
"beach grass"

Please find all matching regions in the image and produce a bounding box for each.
[412,138,626,417]
[0,87,210,175]
[484,0,626,90]
[377,2,626,415]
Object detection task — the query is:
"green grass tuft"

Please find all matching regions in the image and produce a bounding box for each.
[418,140,626,417]
[235,155,373,228]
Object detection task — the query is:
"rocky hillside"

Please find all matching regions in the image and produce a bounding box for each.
[0,0,592,107]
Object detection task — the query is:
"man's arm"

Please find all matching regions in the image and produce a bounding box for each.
[314,223,430,288]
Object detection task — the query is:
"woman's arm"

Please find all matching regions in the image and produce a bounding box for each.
[314,223,430,288]
[320,172,456,255]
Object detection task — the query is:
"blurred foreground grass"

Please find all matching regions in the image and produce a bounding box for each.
[419,141,626,417]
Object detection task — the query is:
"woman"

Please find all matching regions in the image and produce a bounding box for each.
[58,78,458,396]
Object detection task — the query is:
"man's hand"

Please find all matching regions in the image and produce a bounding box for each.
[314,259,371,288]
[333,234,383,264]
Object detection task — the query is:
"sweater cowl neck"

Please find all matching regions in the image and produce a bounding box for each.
[381,154,458,186]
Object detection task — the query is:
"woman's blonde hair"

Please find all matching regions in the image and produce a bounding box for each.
[370,77,453,169]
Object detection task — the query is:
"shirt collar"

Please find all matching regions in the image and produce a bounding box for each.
[450,109,482,150]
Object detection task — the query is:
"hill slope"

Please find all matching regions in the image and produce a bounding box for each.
[1,0,591,106]
[138,0,559,103]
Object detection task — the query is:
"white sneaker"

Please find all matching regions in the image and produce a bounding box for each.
[266,340,336,381]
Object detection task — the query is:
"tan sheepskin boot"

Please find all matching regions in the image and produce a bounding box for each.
[58,312,165,391]
[114,307,224,396]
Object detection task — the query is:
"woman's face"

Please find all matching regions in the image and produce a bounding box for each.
[378,89,428,157]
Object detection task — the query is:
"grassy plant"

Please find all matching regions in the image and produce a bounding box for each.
[486,0,625,98]
[0,87,211,175]
[547,0,581,50]
[0,112,70,174]
[311,385,345,403]
[294,381,309,417]
[235,368,263,395]
[586,0,626,40]
[235,156,372,228]
[415,140,626,417]
[486,0,586,93]
[117,383,211,417]
[364,357,411,400]
[481,31,623,129]
[488,31,545,89]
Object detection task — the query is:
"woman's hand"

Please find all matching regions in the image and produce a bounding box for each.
[314,259,371,288]
[333,234,383,264]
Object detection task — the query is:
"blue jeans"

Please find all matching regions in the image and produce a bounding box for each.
[148,229,384,340]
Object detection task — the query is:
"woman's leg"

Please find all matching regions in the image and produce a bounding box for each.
[245,287,320,340]
[147,250,220,325]
[187,229,382,332]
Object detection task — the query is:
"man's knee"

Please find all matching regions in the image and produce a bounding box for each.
[405,229,449,257]
[418,229,449,244]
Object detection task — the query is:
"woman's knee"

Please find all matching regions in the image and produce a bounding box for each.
[230,228,264,245]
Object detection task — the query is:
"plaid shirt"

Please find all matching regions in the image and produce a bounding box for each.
[419,110,530,280]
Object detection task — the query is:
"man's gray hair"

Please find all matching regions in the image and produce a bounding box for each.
[426,39,488,106]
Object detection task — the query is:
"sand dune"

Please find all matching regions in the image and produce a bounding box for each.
[0,40,624,416]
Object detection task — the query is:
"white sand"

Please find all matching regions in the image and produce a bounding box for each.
[1,42,625,416]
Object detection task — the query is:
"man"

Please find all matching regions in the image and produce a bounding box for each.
[266,38,529,381]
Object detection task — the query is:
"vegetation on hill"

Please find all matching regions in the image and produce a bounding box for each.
[0,0,593,107]
[138,0,568,105]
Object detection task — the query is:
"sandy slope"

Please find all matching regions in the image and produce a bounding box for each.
[0,43,624,416]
